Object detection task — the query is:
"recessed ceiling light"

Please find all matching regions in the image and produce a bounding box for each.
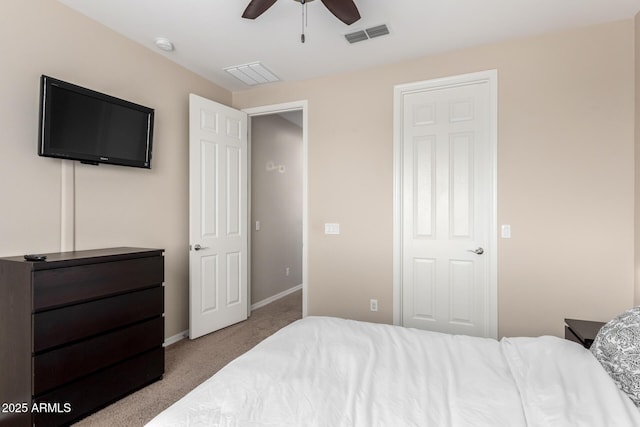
[155,37,174,52]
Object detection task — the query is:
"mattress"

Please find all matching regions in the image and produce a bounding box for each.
[146,316,640,426]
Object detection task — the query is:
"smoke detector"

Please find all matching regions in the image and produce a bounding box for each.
[154,38,175,52]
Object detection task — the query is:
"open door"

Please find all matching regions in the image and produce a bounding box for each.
[189,94,248,339]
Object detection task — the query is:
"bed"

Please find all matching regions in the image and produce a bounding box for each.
[147,314,640,426]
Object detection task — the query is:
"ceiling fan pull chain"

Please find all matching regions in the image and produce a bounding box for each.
[300,0,306,43]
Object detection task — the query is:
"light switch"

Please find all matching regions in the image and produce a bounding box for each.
[324,223,340,235]
[501,224,511,239]
[255,220,261,231]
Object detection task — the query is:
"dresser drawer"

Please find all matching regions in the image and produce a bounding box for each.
[33,256,164,311]
[34,317,163,395]
[34,347,164,426]
[34,286,164,353]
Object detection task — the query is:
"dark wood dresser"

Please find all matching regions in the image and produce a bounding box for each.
[0,247,165,427]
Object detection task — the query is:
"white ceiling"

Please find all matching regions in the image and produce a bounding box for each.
[58,0,639,92]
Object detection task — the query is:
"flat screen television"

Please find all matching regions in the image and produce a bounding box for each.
[38,75,155,169]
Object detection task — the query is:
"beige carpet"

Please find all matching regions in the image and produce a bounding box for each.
[74,290,302,426]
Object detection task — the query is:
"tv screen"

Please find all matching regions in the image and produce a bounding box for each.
[38,75,154,169]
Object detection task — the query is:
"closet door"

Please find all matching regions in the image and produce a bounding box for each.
[395,71,497,338]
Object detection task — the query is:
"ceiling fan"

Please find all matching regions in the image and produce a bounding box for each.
[242,0,361,26]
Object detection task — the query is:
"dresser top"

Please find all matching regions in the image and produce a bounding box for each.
[0,247,164,270]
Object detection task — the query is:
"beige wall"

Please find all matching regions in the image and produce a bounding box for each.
[634,12,640,305]
[635,13,640,307]
[234,20,636,337]
[0,1,231,338]
[2,1,636,340]
[250,115,303,304]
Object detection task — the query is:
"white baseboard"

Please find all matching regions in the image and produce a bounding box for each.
[164,330,188,347]
[251,284,302,311]
[163,285,302,346]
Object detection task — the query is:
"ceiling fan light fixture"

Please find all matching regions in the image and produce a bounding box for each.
[242,0,360,25]
[224,62,280,86]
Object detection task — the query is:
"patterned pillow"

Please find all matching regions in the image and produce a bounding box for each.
[591,307,640,407]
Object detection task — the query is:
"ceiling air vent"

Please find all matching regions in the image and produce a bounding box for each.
[345,24,390,44]
[365,24,390,39]
[345,30,368,44]
[224,62,280,86]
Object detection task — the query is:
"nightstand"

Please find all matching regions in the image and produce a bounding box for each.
[564,318,606,349]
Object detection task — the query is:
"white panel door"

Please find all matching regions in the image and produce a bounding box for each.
[189,94,248,339]
[398,73,496,338]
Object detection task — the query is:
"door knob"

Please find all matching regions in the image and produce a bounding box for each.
[193,244,209,251]
[468,247,484,255]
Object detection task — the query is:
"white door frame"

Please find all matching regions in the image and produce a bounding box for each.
[392,70,498,337]
[242,101,309,317]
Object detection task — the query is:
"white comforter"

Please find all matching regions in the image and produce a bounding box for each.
[147,317,640,426]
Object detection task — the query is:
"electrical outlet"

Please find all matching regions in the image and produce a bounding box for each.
[285,267,290,277]
[370,299,378,312]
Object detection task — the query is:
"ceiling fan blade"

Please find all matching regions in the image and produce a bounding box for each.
[320,0,361,25]
[242,0,278,19]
